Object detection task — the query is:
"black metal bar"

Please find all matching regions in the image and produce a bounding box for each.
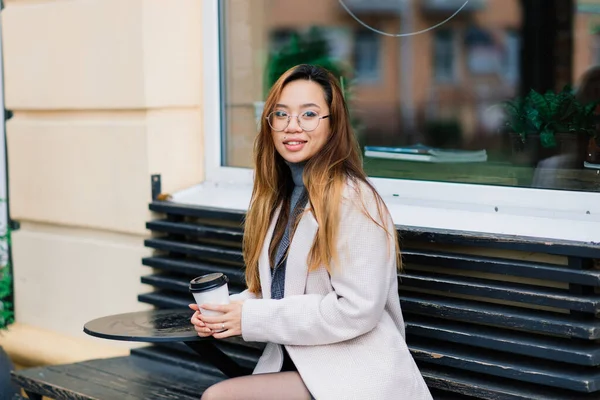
[569,257,595,319]
[151,174,161,201]
[183,341,252,378]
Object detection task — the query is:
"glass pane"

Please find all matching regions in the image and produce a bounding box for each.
[221,0,600,193]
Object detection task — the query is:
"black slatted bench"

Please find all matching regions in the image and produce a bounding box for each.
[12,201,600,400]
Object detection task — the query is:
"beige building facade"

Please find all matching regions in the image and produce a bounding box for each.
[0,0,206,367]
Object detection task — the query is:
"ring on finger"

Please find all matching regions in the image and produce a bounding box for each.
[221,322,225,330]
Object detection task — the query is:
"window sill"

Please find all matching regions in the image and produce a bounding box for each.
[171,180,599,245]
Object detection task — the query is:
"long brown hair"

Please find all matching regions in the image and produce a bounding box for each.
[242,64,400,294]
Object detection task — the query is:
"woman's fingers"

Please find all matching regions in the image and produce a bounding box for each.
[205,322,227,331]
[193,322,213,336]
[212,329,236,339]
[196,302,243,339]
[198,302,243,323]
[188,303,200,311]
[196,329,213,337]
[189,307,213,337]
[190,311,206,327]
[199,303,230,315]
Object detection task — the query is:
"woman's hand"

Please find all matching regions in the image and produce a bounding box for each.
[189,304,213,338]
[197,301,244,339]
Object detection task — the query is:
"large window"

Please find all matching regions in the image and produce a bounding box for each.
[216,0,600,195]
[193,0,595,243]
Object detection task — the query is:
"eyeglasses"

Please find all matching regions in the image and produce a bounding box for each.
[266,110,330,132]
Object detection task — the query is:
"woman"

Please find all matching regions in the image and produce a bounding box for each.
[190,64,432,400]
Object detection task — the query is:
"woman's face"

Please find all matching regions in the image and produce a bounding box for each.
[271,79,331,163]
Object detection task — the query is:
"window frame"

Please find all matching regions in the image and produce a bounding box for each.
[200,0,599,243]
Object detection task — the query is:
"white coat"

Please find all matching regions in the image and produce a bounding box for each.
[231,181,433,400]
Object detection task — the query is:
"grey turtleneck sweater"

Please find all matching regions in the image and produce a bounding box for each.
[270,161,308,300]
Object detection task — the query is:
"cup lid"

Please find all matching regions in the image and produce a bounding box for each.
[189,272,229,292]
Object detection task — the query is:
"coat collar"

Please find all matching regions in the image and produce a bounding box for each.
[258,203,319,298]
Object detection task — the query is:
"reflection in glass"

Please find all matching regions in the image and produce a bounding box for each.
[221,0,600,192]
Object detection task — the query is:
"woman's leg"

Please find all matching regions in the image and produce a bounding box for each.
[201,371,311,400]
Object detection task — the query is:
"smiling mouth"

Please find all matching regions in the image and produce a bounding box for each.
[283,140,307,145]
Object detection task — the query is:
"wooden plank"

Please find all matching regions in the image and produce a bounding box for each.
[12,359,154,400]
[148,203,600,256]
[144,238,243,265]
[141,290,600,340]
[12,355,219,400]
[141,256,246,285]
[420,365,600,400]
[146,220,243,243]
[411,339,600,392]
[400,292,600,339]
[401,271,600,312]
[406,315,600,366]
[129,345,227,376]
[141,274,245,295]
[138,291,189,309]
[401,227,600,258]
[133,342,261,371]
[149,202,245,224]
[404,250,600,286]
[78,355,221,396]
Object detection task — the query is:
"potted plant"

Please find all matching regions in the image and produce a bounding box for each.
[503,86,598,166]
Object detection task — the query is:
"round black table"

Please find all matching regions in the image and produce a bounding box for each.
[84,309,251,377]
[84,309,199,342]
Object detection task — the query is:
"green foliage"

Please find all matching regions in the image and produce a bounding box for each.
[264,27,350,97]
[0,268,13,330]
[0,200,13,330]
[504,86,599,148]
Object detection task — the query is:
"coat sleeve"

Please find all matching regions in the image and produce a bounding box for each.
[240,186,397,346]
[230,289,261,302]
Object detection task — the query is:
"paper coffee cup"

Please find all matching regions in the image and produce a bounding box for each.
[189,272,230,318]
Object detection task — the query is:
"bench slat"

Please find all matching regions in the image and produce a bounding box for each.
[144,238,243,265]
[401,292,600,339]
[401,271,600,312]
[404,250,600,286]
[145,254,600,313]
[139,291,188,309]
[149,202,600,258]
[407,315,600,366]
[141,274,246,295]
[12,355,216,400]
[412,339,600,392]
[149,202,245,223]
[132,343,262,371]
[401,227,600,258]
[142,256,246,285]
[420,365,600,400]
[146,219,243,243]
[141,290,600,340]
